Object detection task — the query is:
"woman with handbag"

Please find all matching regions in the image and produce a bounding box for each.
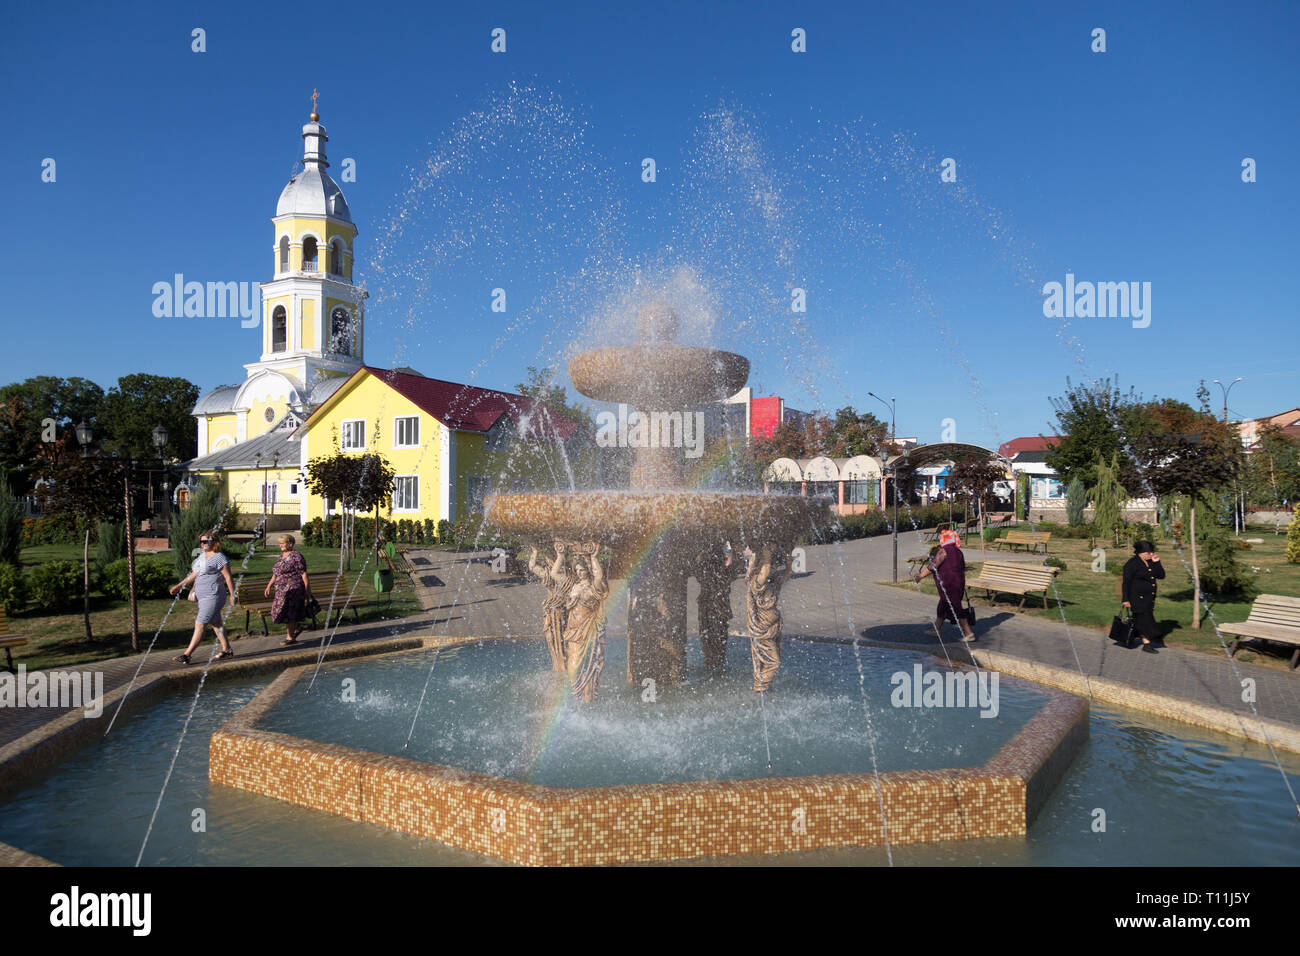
[1122,539,1165,653]
[913,529,977,643]
[265,534,312,646]
[169,532,236,664]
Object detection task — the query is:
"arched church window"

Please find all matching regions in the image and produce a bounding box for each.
[302,236,318,271]
[330,308,351,355]
[272,306,287,352]
[279,236,290,273]
[330,240,345,277]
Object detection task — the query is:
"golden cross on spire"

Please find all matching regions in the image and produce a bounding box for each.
[310,88,320,122]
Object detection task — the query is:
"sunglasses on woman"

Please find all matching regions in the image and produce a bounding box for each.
[200,539,212,545]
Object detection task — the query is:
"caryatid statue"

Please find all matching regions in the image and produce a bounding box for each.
[562,542,610,702]
[528,540,574,671]
[696,541,737,674]
[745,545,792,693]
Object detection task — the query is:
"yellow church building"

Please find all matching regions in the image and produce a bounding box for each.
[186,106,586,529]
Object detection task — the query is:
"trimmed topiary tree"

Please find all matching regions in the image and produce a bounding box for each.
[1065,477,1087,526]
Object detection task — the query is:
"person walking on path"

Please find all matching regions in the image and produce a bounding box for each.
[1122,539,1166,653]
[265,534,311,646]
[914,528,976,642]
[169,532,236,664]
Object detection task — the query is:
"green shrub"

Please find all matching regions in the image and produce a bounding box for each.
[28,560,82,609]
[1127,521,1158,545]
[0,562,27,613]
[1033,520,1096,540]
[1198,533,1254,596]
[94,520,126,571]
[1045,556,1067,571]
[169,479,235,577]
[1286,507,1300,564]
[20,513,84,546]
[300,518,320,547]
[437,519,453,545]
[99,557,173,600]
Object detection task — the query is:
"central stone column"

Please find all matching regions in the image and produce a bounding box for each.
[627,538,689,686]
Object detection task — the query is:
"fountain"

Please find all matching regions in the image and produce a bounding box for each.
[486,302,830,699]
[189,297,1089,866]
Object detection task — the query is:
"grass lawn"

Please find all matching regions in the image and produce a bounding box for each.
[8,544,425,671]
[888,526,1300,668]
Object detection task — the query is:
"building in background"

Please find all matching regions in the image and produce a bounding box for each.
[184,108,586,530]
[1236,407,1300,449]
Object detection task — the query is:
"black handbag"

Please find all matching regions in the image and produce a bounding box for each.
[963,588,976,627]
[1109,607,1135,647]
[305,595,322,619]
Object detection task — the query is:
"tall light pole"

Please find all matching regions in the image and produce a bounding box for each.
[867,391,899,582]
[1212,377,1243,424]
[1213,377,1244,533]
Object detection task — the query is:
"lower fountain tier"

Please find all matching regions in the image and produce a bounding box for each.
[485,490,831,568]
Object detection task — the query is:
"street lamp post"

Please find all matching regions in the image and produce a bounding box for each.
[152,425,169,538]
[868,391,899,582]
[1213,377,1244,533]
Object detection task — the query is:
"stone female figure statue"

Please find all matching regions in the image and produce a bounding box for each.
[563,543,610,702]
[745,545,791,693]
[529,540,573,671]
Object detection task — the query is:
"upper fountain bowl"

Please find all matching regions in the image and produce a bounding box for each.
[569,303,749,407]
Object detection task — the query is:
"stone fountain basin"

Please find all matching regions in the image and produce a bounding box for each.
[208,638,1091,866]
[567,344,749,406]
[486,490,830,567]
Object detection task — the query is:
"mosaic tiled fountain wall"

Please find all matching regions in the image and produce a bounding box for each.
[209,638,1089,866]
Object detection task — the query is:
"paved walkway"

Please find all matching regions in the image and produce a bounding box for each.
[3,538,1299,749]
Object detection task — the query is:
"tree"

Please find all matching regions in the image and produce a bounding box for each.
[0,394,43,495]
[1090,452,1128,545]
[1128,387,1239,628]
[515,366,594,431]
[946,456,1006,556]
[1242,424,1300,516]
[98,373,200,460]
[826,407,890,458]
[1286,506,1300,564]
[0,473,23,566]
[1046,376,1146,487]
[303,432,396,568]
[1065,478,1087,526]
[39,437,126,642]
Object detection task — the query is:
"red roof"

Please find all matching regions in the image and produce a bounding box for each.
[998,435,1062,458]
[358,366,582,440]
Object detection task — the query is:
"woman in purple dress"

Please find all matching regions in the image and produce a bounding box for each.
[913,529,976,642]
[264,534,311,646]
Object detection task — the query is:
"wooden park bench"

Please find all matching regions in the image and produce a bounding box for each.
[967,560,1061,610]
[1221,594,1300,670]
[992,530,1052,554]
[233,571,369,635]
[383,542,417,575]
[0,608,27,674]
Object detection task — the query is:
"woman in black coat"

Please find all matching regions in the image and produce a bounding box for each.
[1122,539,1166,653]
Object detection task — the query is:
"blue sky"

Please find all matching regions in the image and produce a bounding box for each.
[2,0,1296,451]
